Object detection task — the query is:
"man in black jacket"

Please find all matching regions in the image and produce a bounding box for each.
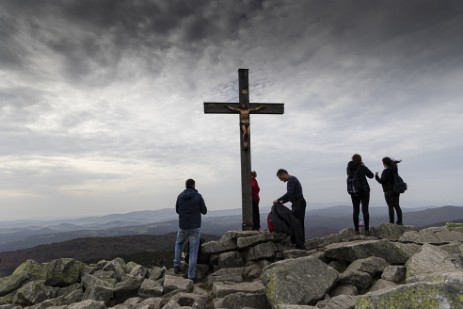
[273,169,307,244]
[173,179,207,281]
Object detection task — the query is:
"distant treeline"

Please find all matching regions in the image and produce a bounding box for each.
[0,233,219,277]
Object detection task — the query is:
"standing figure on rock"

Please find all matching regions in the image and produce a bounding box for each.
[375,157,403,225]
[251,170,261,231]
[173,178,207,282]
[347,154,374,235]
[273,168,307,245]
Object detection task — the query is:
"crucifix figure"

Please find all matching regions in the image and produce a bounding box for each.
[204,69,284,230]
[225,103,264,149]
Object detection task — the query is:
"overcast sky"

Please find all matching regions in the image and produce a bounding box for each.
[1,0,463,221]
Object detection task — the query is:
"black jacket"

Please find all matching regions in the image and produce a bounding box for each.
[375,166,398,193]
[176,187,207,230]
[346,161,374,193]
[270,203,304,247]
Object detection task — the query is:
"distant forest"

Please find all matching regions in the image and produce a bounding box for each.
[0,233,219,277]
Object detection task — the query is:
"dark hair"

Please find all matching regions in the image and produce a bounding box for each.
[382,157,402,168]
[251,170,257,178]
[352,154,362,164]
[185,179,195,188]
[276,168,288,176]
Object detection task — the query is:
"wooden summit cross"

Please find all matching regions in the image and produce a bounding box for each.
[204,69,284,230]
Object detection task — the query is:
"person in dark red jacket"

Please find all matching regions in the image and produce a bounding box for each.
[251,170,261,230]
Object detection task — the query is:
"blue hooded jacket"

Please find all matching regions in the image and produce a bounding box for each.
[176,187,207,230]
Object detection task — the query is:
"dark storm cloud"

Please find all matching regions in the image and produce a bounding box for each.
[0,0,268,84]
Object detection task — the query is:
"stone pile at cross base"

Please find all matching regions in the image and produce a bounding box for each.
[1,223,463,309]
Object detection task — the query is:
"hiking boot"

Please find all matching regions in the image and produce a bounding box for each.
[174,266,180,274]
[365,230,371,236]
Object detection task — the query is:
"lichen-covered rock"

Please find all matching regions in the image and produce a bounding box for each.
[324,239,411,264]
[45,258,86,287]
[246,242,277,261]
[12,280,58,306]
[330,284,358,297]
[101,258,127,282]
[344,256,389,277]
[261,256,338,306]
[275,304,318,308]
[370,223,417,241]
[127,265,146,279]
[82,285,113,305]
[81,274,116,289]
[338,270,372,291]
[369,279,398,292]
[201,231,240,254]
[21,288,84,309]
[162,275,193,294]
[221,292,269,309]
[161,291,207,309]
[212,281,265,298]
[381,265,406,283]
[322,294,357,309]
[218,251,245,268]
[399,225,463,244]
[405,243,463,280]
[137,279,163,298]
[113,275,143,303]
[236,232,275,249]
[356,272,463,309]
[447,222,463,233]
[67,299,106,309]
[147,266,166,281]
[0,260,47,297]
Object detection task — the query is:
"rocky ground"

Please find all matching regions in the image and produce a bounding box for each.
[1,222,463,309]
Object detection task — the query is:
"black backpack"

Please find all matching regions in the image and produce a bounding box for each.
[347,167,362,196]
[393,171,407,193]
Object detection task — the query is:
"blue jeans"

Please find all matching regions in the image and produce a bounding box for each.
[173,228,201,279]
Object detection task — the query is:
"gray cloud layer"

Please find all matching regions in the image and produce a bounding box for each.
[1,0,462,220]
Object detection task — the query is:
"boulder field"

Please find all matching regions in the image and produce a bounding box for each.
[1,222,463,309]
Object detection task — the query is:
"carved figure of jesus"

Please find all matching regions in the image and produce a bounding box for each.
[226,104,264,148]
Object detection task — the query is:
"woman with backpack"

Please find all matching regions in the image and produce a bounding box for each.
[375,157,403,225]
[346,154,374,235]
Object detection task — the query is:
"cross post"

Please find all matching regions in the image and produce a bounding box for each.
[204,69,284,230]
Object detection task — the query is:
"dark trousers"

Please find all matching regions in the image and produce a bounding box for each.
[385,191,403,224]
[252,199,260,230]
[291,198,307,243]
[351,192,370,231]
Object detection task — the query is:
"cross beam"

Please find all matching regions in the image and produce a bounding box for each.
[204,69,284,230]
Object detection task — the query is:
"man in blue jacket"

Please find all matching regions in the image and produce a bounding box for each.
[173,178,207,281]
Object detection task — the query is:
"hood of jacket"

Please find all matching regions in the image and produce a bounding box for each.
[178,187,198,200]
[347,161,362,176]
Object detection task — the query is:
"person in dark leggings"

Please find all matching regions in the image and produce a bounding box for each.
[375,157,403,225]
[347,154,374,235]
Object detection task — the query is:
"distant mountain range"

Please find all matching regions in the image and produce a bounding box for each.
[0,205,462,253]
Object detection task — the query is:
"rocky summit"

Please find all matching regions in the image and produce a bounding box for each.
[1,223,463,309]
